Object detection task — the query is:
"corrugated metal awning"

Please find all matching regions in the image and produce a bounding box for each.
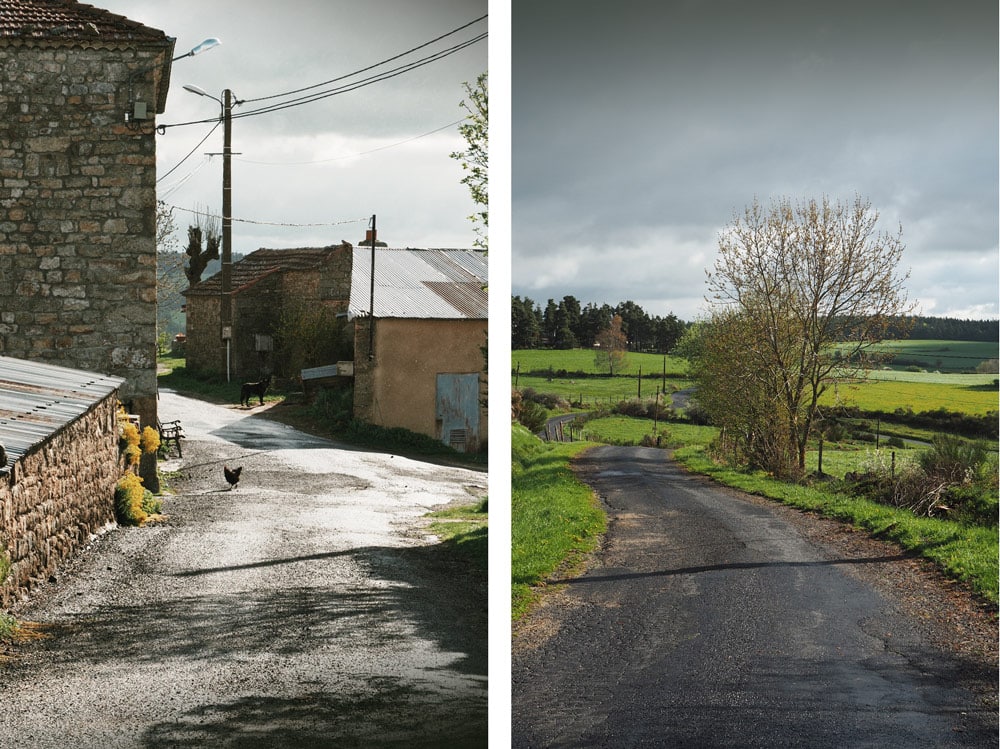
[0,357,124,465]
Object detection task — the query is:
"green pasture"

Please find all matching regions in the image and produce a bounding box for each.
[514,375,691,407]
[513,349,689,377]
[822,377,998,416]
[838,339,997,373]
[580,416,717,448]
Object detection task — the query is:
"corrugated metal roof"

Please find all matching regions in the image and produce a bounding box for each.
[348,248,487,320]
[0,356,124,465]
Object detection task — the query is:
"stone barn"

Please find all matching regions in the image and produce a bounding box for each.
[350,247,487,452]
[0,356,124,608]
[183,242,353,380]
[0,1,175,427]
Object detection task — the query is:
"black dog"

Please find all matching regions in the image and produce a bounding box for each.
[240,374,271,407]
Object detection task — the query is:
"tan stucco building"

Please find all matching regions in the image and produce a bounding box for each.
[350,247,487,452]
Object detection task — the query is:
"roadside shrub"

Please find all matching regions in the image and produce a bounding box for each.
[919,434,990,484]
[511,390,548,433]
[520,387,569,411]
[114,473,147,526]
[943,483,999,526]
[311,386,354,424]
[141,489,162,516]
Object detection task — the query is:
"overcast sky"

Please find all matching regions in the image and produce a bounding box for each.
[511,0,999,322]
[96,0,487,253]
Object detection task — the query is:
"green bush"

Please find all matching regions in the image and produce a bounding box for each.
[920,434,990,484]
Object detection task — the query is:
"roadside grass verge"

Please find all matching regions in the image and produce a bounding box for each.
[674,444,999,604]
[425,498,488,573]
[512,425,606,620]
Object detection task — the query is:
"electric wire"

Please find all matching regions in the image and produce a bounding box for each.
[156,120,221,182]
[241,14,486,104]
[157,21,486,130]
[165,203,368,228]
[233,117,467,166]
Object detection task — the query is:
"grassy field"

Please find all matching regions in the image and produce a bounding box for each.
[512,425,605,619]
[513,348,998,417]
[513,349,689,377]
[852,339,998,373]
[822,376,997,416]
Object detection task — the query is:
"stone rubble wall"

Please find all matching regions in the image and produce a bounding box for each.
[0,393,122,609]
[0,45,163,426]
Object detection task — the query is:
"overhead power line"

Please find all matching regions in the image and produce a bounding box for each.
[242,15,486,104]
[158,16,487,131]
[165,203,368,229]
[233,117,468,166]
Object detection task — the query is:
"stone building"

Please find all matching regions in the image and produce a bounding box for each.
[0,356,124,608]
[0,1,174,427]
[183,242,354,380]
[350,247,487,452]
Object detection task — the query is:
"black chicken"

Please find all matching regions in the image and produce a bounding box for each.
[223,465,242,490]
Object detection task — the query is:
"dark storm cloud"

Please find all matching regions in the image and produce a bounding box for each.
[512,0,998,320]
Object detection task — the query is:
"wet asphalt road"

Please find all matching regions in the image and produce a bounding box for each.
[512,445,996,748]
[0,391,488,748]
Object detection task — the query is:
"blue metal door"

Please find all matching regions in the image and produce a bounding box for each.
[436,373,480,452]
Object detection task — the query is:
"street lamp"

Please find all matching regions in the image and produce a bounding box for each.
[184,84,236,381]
[173,37,221,62]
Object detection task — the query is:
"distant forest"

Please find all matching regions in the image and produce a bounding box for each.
[512,295,998,353]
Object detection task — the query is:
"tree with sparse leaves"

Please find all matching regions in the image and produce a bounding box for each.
[451,72,487,251]
[184,210,221,286]
[697,195,914,476]
[595,315,629,376]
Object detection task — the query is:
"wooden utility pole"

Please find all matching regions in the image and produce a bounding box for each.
[221,88,233,381]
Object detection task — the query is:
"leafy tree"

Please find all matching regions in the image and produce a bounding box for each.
[577,303,613,348]
[512,296,541,349]
[451,72,488,250]
[595,314,629,376]
[653,313,685,353]
[701,195,914,475]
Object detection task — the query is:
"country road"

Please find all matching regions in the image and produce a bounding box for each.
[512,445,997,748]
[0,390,488,748]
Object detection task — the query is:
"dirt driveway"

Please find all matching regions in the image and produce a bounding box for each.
[1,390,488,748]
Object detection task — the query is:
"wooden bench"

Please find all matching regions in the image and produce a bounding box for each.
[157,419,184,458]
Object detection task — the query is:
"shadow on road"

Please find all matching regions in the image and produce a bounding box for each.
[550,553,914,584]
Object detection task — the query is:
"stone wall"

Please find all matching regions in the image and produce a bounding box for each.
[0,44,167,426]
[0,393,121,609]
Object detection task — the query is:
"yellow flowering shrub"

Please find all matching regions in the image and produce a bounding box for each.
[140,426,160,454]
[114,473,147,526]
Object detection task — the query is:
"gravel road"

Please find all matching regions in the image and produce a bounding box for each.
[0,390,488,748]
[512,445,997,748]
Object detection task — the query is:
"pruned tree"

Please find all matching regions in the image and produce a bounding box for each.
[184,208,221,285]
[595,314,629,376]
[701,195,914,475]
